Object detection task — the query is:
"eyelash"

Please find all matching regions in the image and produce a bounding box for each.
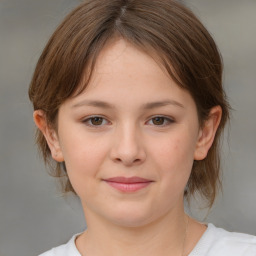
[148,116,175,126]
[82,115,175,128]
[82,116,110,127]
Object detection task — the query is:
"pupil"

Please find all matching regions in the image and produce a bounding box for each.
[92,117,103,125]
[153,117,164,125]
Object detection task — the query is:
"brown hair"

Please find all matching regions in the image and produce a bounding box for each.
[29,0,230,207]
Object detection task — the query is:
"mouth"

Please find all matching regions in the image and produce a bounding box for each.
[102,176,154,192]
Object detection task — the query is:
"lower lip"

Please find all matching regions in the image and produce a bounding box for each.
[105,181,152,192]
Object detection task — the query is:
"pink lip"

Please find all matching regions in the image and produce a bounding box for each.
[103,176,153,192]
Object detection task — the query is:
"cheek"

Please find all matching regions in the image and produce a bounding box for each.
[149,131,197,191]
[157,135,195,169]
[60,134,110,197]
[59,129,109,176]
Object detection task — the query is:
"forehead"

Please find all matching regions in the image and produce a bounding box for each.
[94,39,165,82]
[63,39,197,115]
[80,39,181,95]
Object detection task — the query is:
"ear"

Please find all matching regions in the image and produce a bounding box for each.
[33,110,64,162]
[194,106,222,160]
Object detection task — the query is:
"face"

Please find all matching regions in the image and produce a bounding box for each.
[37,39,218,228]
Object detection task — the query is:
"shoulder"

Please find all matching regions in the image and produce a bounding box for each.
[38,233,81,256]
[190,223,256,256]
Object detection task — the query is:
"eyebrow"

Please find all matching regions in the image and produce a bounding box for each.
[72,100,113,109]
[142,100,184,109]
[72,99,184,109]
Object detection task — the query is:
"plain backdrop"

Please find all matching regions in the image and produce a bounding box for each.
[0,0,255,255]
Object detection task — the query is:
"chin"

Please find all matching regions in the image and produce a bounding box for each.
[105,206,158,228]
[112,217,153,228]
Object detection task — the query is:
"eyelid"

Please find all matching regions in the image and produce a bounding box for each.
[146,115,175,126]
[81,115,175,127]
[82,115,111,127]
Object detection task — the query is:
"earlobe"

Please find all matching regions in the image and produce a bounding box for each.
[33,110,64,162]
[194,106,222,160]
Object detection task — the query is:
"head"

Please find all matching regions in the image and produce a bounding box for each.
[29,0,229,208]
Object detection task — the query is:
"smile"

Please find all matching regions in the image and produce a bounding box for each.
[103,176,154,192]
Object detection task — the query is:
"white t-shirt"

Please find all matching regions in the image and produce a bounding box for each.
[39,223,256,256]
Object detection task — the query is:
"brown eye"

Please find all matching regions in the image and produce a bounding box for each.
[90,117,103,125]
[152,117,165,125]
[83,116,108,127]
[148,116,174,126]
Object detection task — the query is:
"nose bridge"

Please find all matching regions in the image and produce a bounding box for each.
[111,120,146,165]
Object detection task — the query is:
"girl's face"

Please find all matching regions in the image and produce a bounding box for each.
[40,39,219,227]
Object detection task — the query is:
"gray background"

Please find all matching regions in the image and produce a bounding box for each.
[0,0,255,255]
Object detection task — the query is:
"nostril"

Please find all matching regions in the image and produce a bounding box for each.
[114,157,142,166]
[110,135,146,165]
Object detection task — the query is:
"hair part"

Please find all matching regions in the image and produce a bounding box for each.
[29,0,230,207]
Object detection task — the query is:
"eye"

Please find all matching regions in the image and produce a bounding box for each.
[82,116,109,127]
[147,116,174,126]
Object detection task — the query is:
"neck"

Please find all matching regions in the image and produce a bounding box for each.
[77,206,188,256]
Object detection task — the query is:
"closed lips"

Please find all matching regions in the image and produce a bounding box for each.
[103,176,154,192]
[103,176,153,183]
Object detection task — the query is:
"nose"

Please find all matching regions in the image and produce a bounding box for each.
[110,123,146,166]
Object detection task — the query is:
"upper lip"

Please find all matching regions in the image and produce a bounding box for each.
[103,176,153,183]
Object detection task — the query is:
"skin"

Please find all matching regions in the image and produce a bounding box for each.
[34,39,222,256]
